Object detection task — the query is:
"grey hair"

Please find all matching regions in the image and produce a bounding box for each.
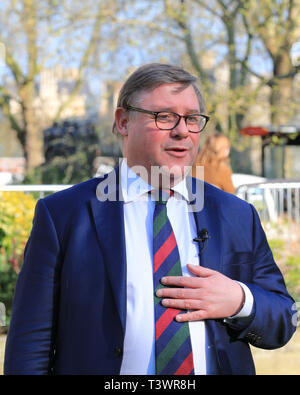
[112,63,206,136]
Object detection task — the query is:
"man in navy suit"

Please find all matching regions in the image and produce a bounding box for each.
[4,63,296,375]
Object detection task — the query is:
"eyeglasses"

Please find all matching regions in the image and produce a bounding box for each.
[125,105,209,133]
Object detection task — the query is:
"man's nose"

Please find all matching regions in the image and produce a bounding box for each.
[170,117,189,138]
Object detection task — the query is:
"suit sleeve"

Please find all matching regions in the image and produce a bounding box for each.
[4,199,60,374]
[225,204,296,349]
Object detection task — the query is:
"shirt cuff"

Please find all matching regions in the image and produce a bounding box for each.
[230,282,254,318]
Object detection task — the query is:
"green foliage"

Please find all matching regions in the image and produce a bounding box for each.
[284,256,300,300]
[268,239,285,261]
[0,191,36,322]
[0,261,18,324]
[269,238,300,301]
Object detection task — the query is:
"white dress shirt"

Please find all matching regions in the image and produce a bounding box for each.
[119,160,253,375]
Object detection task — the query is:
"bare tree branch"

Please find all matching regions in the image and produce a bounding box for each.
[191,0,222,18]
[107,17,184,41]
[53,1,105,121]
[239,13,253,86]
[1,47,25,87]
[164,0,207,81]
[0,85,25,145]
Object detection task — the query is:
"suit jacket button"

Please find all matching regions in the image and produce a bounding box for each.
[114,347,123,358]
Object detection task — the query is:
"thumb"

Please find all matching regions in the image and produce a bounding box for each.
[187,264,214,277]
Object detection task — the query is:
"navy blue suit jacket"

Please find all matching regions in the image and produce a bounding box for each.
[4,170,296,374]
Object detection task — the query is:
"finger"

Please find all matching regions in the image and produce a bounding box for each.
[161,298,203,311]
[175,310,209,322]
[187,264,215,277]
[156,287,201,299]
[160,275,203,289]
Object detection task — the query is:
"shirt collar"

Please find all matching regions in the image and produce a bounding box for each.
[120,159,190,203]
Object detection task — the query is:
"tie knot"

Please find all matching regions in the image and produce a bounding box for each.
[150,189,173,204]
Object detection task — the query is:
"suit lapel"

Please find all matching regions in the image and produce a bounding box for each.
[188,177,222,271]
[90,167,127,334]
[189,177,232,374]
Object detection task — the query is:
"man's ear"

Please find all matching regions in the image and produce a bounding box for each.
[115,107,129,137]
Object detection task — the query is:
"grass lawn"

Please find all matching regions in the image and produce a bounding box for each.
[1,329,299,375]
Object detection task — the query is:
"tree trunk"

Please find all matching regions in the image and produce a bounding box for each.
[24,107,43,170]
[20,84,43,170]
[22,0,43,170]
[270,51,294,125]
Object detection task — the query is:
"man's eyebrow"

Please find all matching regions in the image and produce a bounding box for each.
[152,107,201,113]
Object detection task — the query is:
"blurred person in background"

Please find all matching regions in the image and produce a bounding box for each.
[192,133,235,194]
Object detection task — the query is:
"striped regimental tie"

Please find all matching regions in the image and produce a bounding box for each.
[152,190,194,375]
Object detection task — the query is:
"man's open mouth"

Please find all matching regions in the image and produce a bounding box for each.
[166,147,187,152]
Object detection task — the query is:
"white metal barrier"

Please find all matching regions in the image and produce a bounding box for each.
[1,181,300,224]
[236,180,300,223]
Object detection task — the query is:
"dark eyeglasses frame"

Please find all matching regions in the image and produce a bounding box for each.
[125,105,210,133]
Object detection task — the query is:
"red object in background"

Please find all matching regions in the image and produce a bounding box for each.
[239,126,269,136]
